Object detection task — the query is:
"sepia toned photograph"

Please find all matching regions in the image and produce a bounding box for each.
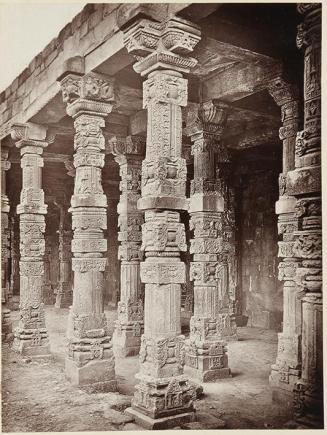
[0,1,323,431]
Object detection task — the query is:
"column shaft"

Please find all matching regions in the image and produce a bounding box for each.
[111,136,144,356]
[1,147,12,340]
[289,4,322,426]
[185,102,233,382]
[54,202,73,308]
[11,124,51,357]
[268,78,302,396]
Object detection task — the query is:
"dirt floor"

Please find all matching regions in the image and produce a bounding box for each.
[2,306,293,432]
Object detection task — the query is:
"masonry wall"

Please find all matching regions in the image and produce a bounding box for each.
[234,144,283,330]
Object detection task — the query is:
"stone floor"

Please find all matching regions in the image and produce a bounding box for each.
[2,306,294,432]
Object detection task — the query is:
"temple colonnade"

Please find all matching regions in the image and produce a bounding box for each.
[1,3,322,429]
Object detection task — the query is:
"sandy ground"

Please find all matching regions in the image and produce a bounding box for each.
[2,306,292,432]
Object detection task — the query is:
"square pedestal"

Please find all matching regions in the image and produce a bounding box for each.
[12,337,51,359]
[125,407,195,429]
[113,329,141,357]
[65,357,117,392]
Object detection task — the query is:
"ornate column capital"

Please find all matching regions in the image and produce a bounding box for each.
[268,77,299,107]
[123,16,201,76]
[11,122,55,153]
[296,3,321,49]
[185,101,229,141]
[1,147,11,172]
[58,71,116,118]
[107,135,145,161]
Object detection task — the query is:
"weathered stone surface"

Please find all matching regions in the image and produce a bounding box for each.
[58,72,117,389]
[10,124,51,357]
[291,4,322,428]
[109,135,145,357]
[267,74,302,396]
[120,15,201,428]
[185,101,236,381]
[1,147,12,326]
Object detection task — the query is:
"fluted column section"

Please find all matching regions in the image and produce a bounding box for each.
[268,78,302,397]
[11,123,52,357]
[58,71,117,391]
[184,101,233,382]
[287,4,322,427]
[1,147,12,340]
[122,17,201,429]
[110,135,145,357]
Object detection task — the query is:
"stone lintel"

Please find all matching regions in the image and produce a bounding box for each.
[202,61,282,103]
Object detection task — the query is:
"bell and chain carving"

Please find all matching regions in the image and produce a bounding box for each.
[58,71,117,391]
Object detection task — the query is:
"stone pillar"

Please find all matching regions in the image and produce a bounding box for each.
[1,147,12,340]
[288,4,322,427]
[54,201,73,309]
[268,78,302,398]
[109,135,145,357]
[9,214,20,305]
[216,135,238,341]
[122,17,201,429]
[10,123,52,357]
[58,70,117,391]
[184,101,233,382]
[42,242,53,304]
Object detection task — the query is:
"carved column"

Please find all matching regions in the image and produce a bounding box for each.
[184,101,233,382]
[122,17,201,428]
[268,78,302,398]
[11,123,52,357]
[9,214,20,307]
[288,4,322,427]
[54,201,73,309]
[216,135,238,341]
[58,70,117,391]
[1,147,12,340]
[42,242,53,304]
[109,135,145,357]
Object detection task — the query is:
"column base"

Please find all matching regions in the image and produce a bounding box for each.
[132,373,195,421]
[125,407,195,430]
[2,307,12,341]
[65,357,117,392]
[113,322,143,357]
[269,333,301,396]
[269,363,301,398]
[12,328,51,358]
[218,313,238,341]
[185,365,231,382]
[185,339,231,381]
